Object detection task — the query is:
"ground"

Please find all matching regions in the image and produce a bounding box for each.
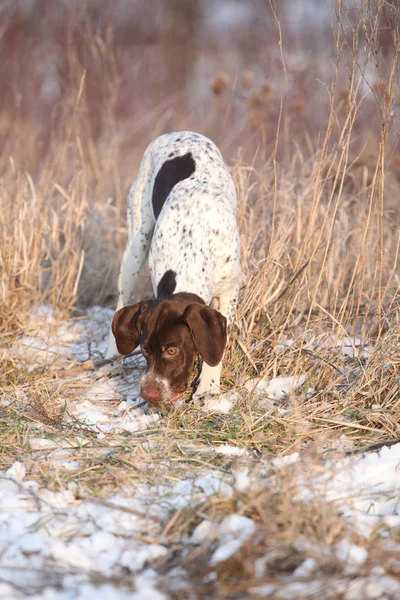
[1,307,400,599]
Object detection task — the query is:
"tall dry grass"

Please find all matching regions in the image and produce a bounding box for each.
[0,0,399,437]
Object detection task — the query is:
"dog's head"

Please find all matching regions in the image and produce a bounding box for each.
[111,294,227,402]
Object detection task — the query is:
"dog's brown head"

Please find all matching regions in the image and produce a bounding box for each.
[112,293,227,403]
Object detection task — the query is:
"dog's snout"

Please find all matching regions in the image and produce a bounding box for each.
[140,383,162,402]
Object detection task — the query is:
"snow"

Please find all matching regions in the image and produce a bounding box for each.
[51,541,93,570]
[292,557,318,578]
[245,375,307,402]
[0,464,171,596]
[2,438,400,598]
[202,390,237,413]
[213,444,246,457]
[274,333,373,362]
[272,452,300,467]
[191,519,218,544]
[119,545,168,572]
[251,581,325,599]
[344,576,400,600]
[268,444,400,537]
[210,514,256,565]
[71,397,159,435]
[234,468,251,492]
[6,461,26,483]
[336,540,368,568]
[317,443,400,534]
[3,305,400,596]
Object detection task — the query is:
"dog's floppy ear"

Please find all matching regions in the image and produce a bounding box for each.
[111,302,149,355]
[183,303,227,366]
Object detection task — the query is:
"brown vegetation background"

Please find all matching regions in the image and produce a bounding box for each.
[1,0,400,397]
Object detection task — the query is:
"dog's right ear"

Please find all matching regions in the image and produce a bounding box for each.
[111,302,149,355]
[183,303,227,366]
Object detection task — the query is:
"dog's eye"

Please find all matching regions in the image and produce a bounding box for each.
[166,347,178,357]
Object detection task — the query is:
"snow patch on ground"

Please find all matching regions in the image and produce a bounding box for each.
[0,460,173,597]
[10,306,161,438]
[317,443,400,535]
[202,390,238,413]
[3,306,400,597]
[213,444,246,457]
[245,375,307,402]
[210,514,256,564]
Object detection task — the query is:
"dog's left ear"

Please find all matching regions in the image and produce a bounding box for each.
[183,303,227,366]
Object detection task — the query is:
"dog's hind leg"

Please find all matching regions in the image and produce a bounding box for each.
[106,150,155,359]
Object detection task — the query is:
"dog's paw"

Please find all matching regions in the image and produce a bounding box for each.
[193,386,220,403]
[201,391,237,414]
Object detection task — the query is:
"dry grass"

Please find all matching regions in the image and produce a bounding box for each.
[1,0,400,596]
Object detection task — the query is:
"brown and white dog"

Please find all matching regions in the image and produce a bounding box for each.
[107,132,241,403]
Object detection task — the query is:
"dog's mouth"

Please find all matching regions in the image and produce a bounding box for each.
[141,385,187,404]
[169,391,184,402]
[168,383,188,402]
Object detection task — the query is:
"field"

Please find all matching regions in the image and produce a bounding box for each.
[1,1,400,598]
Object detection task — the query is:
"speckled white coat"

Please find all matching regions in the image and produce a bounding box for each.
[107,131,241,399]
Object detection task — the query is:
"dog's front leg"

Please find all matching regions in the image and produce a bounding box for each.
[193,362,222,400]
[193,284,239,400]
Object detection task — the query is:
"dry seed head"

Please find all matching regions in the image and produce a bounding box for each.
[211,72,230,96]
[248,111,267,131]
[241,71,254,89]
[249,92,264,109]
[261,82,271,95]
[249,83,272,109]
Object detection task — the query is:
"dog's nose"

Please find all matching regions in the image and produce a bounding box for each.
[140,384,162,402]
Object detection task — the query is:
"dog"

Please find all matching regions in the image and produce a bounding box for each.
[106,131,241,403]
